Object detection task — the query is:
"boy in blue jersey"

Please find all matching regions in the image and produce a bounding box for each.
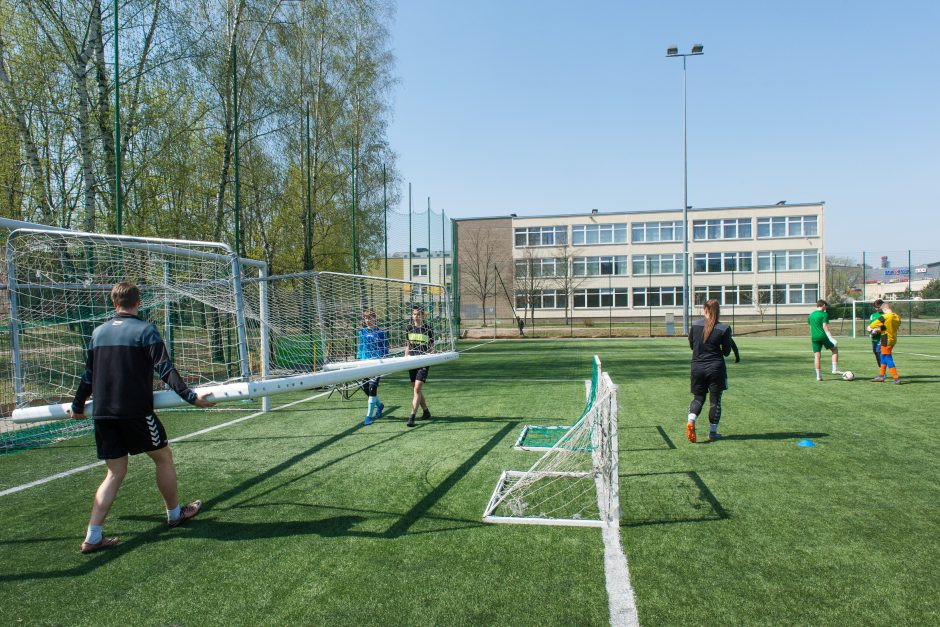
[69,282,215,554]
[357,309,389,425]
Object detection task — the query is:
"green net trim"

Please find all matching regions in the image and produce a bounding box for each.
[0,419,92,456]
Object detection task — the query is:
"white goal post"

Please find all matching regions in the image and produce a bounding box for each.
[483,357,620,528]
[5,229,458,424]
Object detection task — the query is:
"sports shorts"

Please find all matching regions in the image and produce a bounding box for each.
[811,337,835,352]
[94,414,168,460]
[361,376,381,396]
[409,367,430,383]
[690,368,727,396]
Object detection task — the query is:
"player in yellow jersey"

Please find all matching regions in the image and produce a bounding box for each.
[868,301,902,384]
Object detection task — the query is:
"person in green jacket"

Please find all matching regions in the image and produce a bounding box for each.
[808,299,840,381]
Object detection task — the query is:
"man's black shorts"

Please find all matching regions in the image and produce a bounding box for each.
[409,367,430,383]
[94,414,168,459]
[690,368,727,396]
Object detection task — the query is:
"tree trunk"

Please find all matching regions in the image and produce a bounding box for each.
[0,34,53,221]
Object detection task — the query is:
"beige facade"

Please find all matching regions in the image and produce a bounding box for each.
[367,252,452,287]
[455,203,825,321]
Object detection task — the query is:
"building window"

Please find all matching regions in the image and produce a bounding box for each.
[631,254,685,276]
[757,283,818,305]
[631,221,684,243]
[692,218,752,241]
[515,257,566,278]
[757,250,820,272]
[757,215,818,239]
[571,223,628,245]
[514,226,568,247]
[572,288,629,308]
[632,286,684,307]
[694,285,754,306]
[515,289,567,309]
[693,252,752,274]
[412,264,428,277]
[572,256,628,277]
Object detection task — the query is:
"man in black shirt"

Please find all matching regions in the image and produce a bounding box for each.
[405,305,434,427]
[69,282,215,553]
[686,299,739,443]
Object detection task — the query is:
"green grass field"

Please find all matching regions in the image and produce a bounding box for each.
[1,336,939,625]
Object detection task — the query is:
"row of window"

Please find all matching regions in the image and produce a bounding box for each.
[514,284,819,309]
[514,250,819,278]
[514,215,818,247]
[411,264,452,278]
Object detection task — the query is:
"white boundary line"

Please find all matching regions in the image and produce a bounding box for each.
[0,391,330,498]
[457,340,496,353]
[603,523,640,627]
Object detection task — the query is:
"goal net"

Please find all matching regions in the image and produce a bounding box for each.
[513,355,600,451]
[239,270,455,380]
[483,356,620,527]
[850,299,940,337]
[4,228,457,431]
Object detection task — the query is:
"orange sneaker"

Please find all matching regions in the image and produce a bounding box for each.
[686,421,697,443]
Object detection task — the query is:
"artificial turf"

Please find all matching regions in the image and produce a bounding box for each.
[0,336,938,625]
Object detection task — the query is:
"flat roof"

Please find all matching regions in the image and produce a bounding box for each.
[453,201,825,222]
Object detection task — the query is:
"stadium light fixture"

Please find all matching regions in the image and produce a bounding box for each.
[666,44,704,335]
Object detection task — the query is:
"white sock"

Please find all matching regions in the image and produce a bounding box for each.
[167,505,181,522]
[85,524,103,544]
[815,368,821,379]
[687,413,696,423]
[367,397,376,415]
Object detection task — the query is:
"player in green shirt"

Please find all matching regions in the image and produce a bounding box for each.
[808,299,840,381]
[868,299,884,368]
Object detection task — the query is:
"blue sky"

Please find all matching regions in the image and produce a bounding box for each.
[386,0,940,256]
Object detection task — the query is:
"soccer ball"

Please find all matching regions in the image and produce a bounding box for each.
[842,371,855,381]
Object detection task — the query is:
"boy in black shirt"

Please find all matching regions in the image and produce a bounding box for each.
[405,305,434,427]
[69,282,215,553]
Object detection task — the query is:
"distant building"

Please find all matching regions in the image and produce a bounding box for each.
[863,260,940,300]
[367,250,452,290]
[455,202,825,322]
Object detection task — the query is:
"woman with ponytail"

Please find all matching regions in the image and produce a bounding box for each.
[686,298,738,442]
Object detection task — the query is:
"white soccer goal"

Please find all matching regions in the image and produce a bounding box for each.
[850,299,940,337]
[6,228,458,425]
[483,357,620,527]
[5,229,249,406]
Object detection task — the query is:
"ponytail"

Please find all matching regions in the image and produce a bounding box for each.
[702,299,720,342]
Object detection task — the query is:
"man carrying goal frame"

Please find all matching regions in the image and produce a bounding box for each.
[69,282,216,554]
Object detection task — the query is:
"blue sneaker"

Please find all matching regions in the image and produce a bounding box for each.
[364,415,373,426]
[707,432,722,442]
[375,402,384,419]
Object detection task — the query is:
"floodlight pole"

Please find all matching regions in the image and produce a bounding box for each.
[114,0,122,234]
[667,44,703,335]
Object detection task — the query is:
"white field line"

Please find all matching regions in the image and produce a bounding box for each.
[0,391,330,499]
[457,340,496,353]
[603,523,640,627]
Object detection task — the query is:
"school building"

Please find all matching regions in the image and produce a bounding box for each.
[453,202,826,323]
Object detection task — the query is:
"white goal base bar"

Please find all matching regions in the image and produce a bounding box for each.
[482,470,605,528]
[12,352,457,424]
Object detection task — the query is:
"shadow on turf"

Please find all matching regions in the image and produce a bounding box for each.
[618,470,728,527]
[620,425,676,451]
[0,419,522,580]
[709,431,829,442]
